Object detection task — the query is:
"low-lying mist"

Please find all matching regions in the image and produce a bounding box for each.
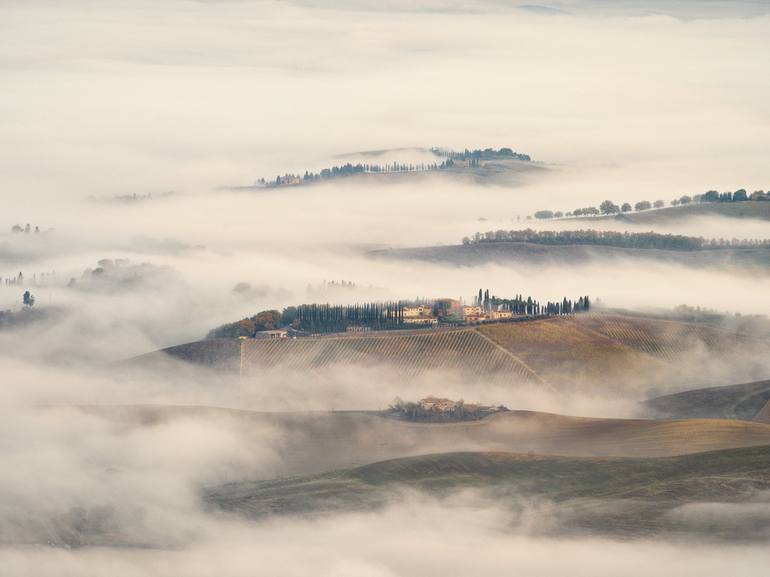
[2,490,770,577]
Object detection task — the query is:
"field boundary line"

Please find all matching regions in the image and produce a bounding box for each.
[473,328,549,387]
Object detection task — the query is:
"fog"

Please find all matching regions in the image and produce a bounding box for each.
[3,491,770,576]
[2,0,770,573]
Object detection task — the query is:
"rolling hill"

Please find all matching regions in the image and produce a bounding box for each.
[476,314,763,388]
[642,380,770,421]
[239,328,540,382]
[127,313,770,391]
[370,241,770,270]
[575,201,770,225]
[83,405,770,477]
[204,445,770,540]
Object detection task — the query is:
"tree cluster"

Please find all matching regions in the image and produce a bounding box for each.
[463,229,770,251]
[475,287,590,316]
[532,188,768,219]
[430,147,531,162]
[10,224,43,234]
[260,161,439,187]
[387,397,508,423]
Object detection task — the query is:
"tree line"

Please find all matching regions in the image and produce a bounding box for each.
[430,147,531,162]
[207,290,590,339]
[3,271,56,286]
[259,162,441,187]
[475,287,590,316]
[463,229,770,251]
[532,188,768,219]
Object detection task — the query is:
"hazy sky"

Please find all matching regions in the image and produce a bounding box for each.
[3,2,770,573]
[1,0,769,207]
[2,0,770,352]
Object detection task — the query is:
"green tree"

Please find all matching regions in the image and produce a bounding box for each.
[600,200,619,215]
[634,201,652,211]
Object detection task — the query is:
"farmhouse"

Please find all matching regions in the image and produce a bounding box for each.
[402,316,438,326]
[401,304,438,325]
[402,305,432,318]
[254,329,289,339]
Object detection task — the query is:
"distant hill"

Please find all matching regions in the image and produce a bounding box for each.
[226,146,543,192]
[205,445,770,540]
[370,241,770,270]
[126,314,770,392]
[642,380,770,421]
[573,201,770,225]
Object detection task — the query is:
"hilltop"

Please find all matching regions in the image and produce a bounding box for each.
[205,445,770,540]
[127,313,770,391]
[226,146,542,192]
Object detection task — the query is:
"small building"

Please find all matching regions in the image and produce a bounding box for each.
[403,316,438,326]
[402,305,433,318]
[491,310,513,320]
[254,329,288,339]
[462,305,482,317]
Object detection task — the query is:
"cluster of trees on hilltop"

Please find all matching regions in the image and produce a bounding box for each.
[259,162,441,187]
[680,189,768,203]
[208,310,284,338]
[286,302,410,333]
[207,301,413,337]
[255,147,532,188]
[532,188,769,219]
[475,287,590,316]
[462,229,770,251]
[386,397,508,423]
[431,147,531,162]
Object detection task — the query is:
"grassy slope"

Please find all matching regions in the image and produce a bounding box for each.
[643,380,770,421]
[240,328,540,382]
[125,338,242,373]
[477,314,756,386]
[205,445,770,538]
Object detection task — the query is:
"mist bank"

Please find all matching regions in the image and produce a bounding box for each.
[3,1,770,205]
[3,499,770,577]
